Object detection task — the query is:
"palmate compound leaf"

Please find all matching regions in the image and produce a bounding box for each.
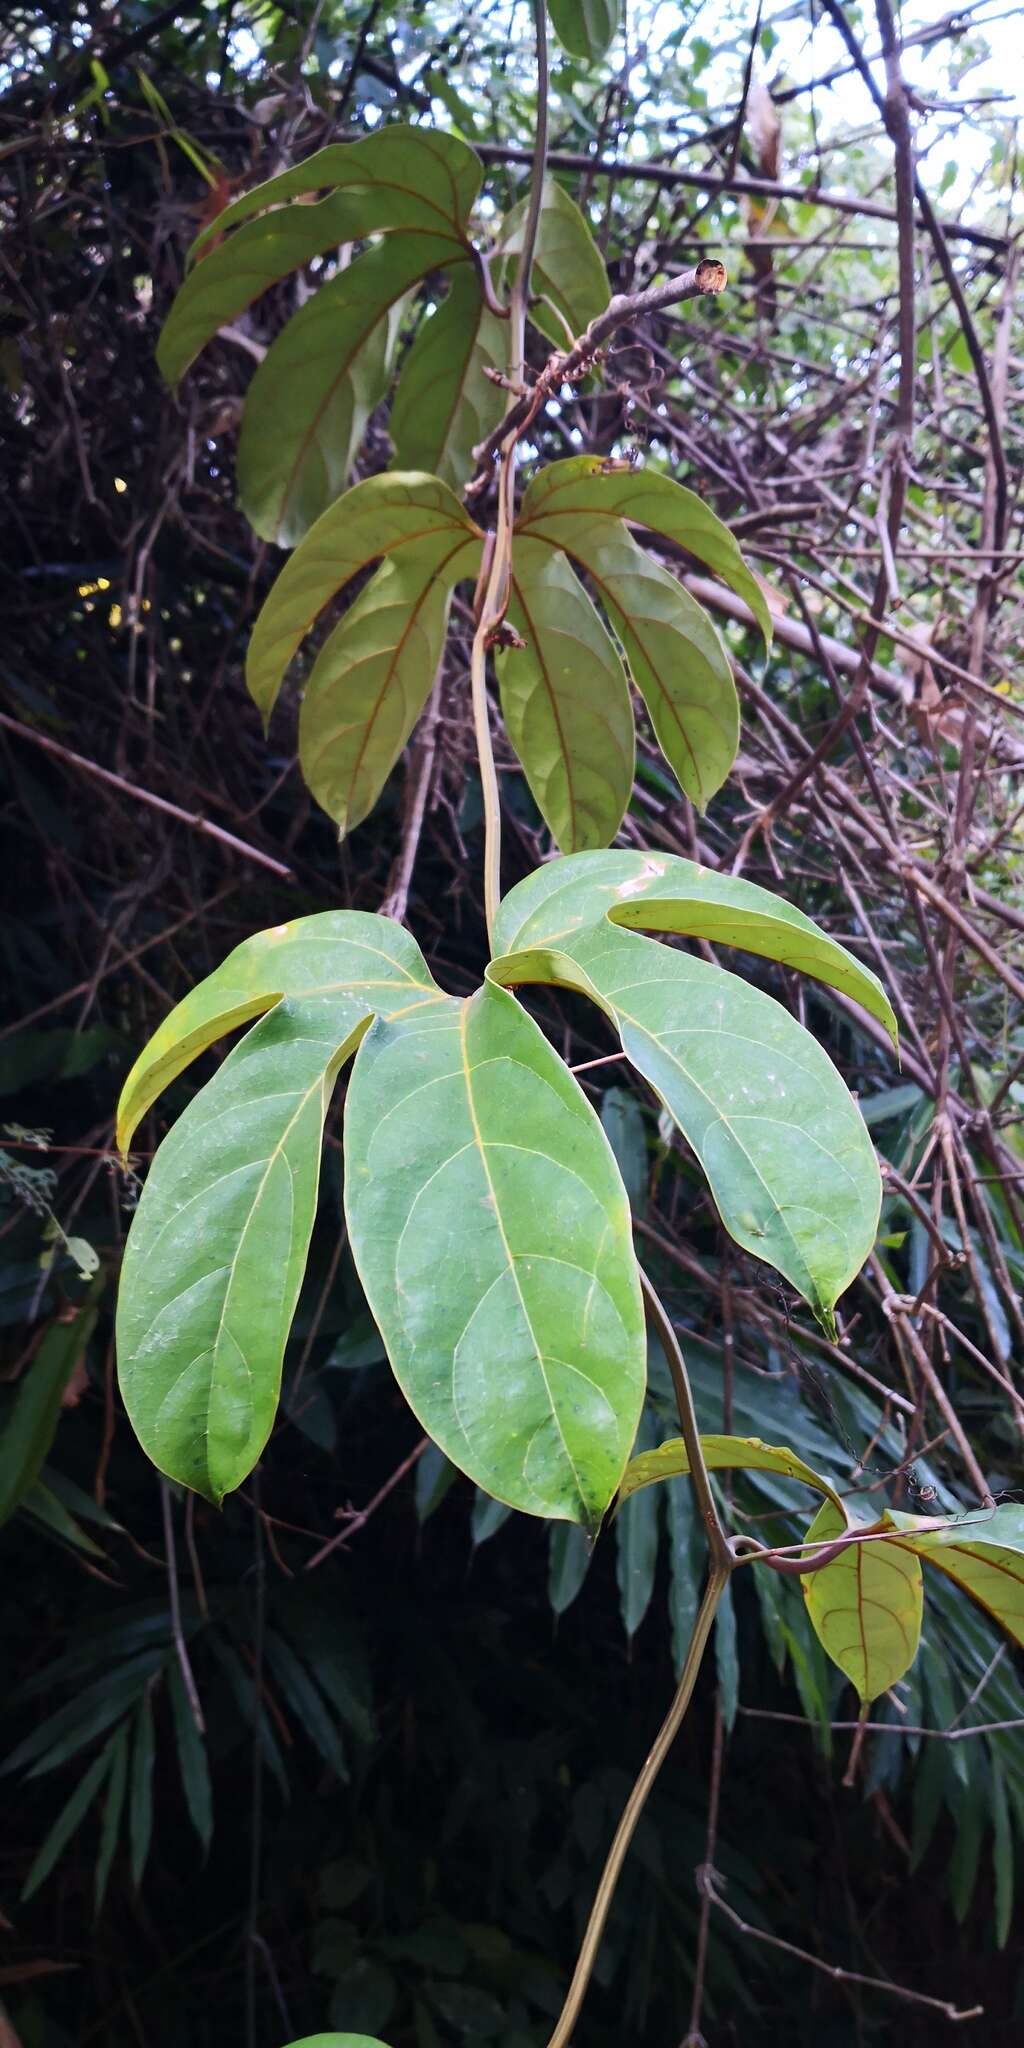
[117,917,645,1521]
[617,1434,845,1512]
[504,458,769,817]
[802,1500,924,1704]
[343,980,646,1529]
[491,853,894,1329]
[548,0,621,63]
[115,915,445,1502]
[159,126,482,384]
[516,455,775,650]
[244,472,483,729]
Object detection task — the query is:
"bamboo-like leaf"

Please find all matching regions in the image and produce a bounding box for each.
[237,237,452,546]
[117,906,440,1153]
[516,455,773,647]
[618,1432,845,1511]
[129,1692,155,1888]
[884,1506,1024,1649]
[491,849,897,1045]
[548,0,621,63]
[299,551,457,837]
[803,1501,923,1703]
[167,1663,213,1854]
[116,915,443,1501]
[489,924,882,1329]
[600,1085,647,1215]
[497,538,634,850]
[21,1745,112,1901]
[498,176,609,346]
[94,1724,128,1914]
[0,1287,100,1525]
[161,127,481,383]
[389,266,507,489]
[344,982,646,1528]
[245,473,482,725]
[548,1521,592,1614]
[615,1410,659,1636]
[553,523,739,809]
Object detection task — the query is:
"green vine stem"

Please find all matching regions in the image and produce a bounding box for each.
[469,0,548,944]
[544,1561,731,2048]
[543,1274,733,2048]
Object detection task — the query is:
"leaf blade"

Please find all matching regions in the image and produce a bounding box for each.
[497,538,634,851]
[490,925,883,1328]
[298,550,458,837]
[237,236,453,546]
[517,455,773,646]
[245,473,482,725]
[390,266,507,489]
[491,848,897,1046]
[803,1502,924,1703]
[344,983,646,1526]
[618,1432,845,1511]
[117,910,437,1153]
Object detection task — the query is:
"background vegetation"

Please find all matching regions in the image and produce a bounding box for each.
[2,1,1022,2042]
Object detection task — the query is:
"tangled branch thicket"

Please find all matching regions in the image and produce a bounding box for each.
[2,3,1023,2043]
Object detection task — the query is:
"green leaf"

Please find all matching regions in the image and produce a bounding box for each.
[167,1662,213,1853]
[547,0,621,64]
[390,266,507,490]
[298,551,456,837]
[497,538,634,851]
[279,2037,394,2047]
[21,1744,112,1901]
[246,472,482,726]
[991,1761,1013,1949]
[600,1086,647,1215]
[3,1653,164,1779]
[116,915,442,1500]
[471,1490,513,1546]
[490,924,882,1329]
[548,1521,592,1613]
[161,126,481,382]
[516,454,773,648]
[94,1724,129,1914]
[498,177,609,346]
[117,909,436,1153]
[0,1287,101,1525]
[568,526,739,809]
[615,1411,659,1636]
[618,1433,845,1511]
[264,1630,349,1780]
[715,1578,739,1730]
[491,849,897,1046]
[344,981,646,1528]
[129,1691,155,1887]
[237,236,453,546]
[884,1506,1024,1650]
[803,1502,924,1704]
[666,1462,702,1674]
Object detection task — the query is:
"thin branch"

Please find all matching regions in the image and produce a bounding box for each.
[701,1868,983,2020]
[0,713,294,881]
